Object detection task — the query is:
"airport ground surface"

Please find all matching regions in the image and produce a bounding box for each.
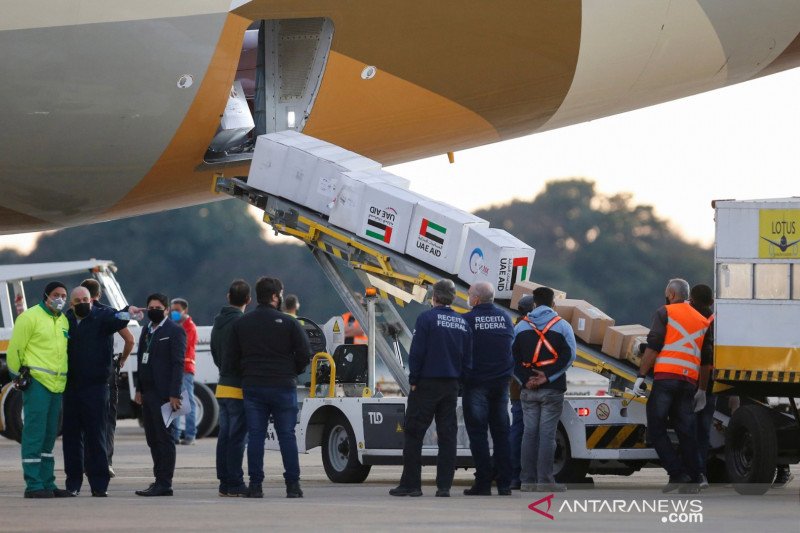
[0,420,797,532]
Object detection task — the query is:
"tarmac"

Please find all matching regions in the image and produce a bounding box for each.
[0,420,797,533]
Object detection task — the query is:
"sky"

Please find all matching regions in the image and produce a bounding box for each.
[1,67,798,253]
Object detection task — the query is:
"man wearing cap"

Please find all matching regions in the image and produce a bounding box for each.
[6,281,73,498]
[390,279,472,498]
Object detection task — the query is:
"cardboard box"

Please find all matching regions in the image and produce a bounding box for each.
[457,226,536,299]
[552,299,590,322]
[510,281,567,310]
[571,305,615,345]
[247,133,290,194]
[601,325,650,359]
[328,172,414,233]
[404,200,488,274]
[625,335,649,368]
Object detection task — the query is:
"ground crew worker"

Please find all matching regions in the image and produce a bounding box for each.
[169,298,198,445]
[134,293,186,497]
[509,294,534,490]
[633,278,711,494]
[390,279,472,498]
[462,281,514,496]
[80,278,135,478]
[513,287,576,493]
[211,280,251,497]
[6,281,73,498]
[689,283,715,489]
[282,294,299,317]
[343,295,367,344]
[62,287,134,497]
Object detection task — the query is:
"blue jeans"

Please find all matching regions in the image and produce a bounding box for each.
[463,379,512,489]
[216,397,248,491]
[243,386,299,484]
[646,379,700,481]
[696,391,717,476]
[510,399,523,484]
[520,388,564,485]
[171,373,196,441]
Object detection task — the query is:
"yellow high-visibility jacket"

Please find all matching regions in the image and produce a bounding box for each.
[7,303,69,393]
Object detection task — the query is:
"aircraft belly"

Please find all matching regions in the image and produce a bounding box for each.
[0,13,228,225]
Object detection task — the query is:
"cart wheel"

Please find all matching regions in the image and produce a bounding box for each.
[725,404,777,495]
[554,424,589,484]
[321,413,371,483]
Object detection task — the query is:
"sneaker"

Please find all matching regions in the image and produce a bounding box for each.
[463,485,491,496]
[52,488,77,498]
[108,466,116,478]
[773,467,794,488]
[519,483,537,492]
[286,481,303,499]
[180,438,195,446]
[538,483,567,493]
[435,489,450,497]
[662,474,691,494]
[389,486,422,497]
[24,489,54,499]
[699,474,709,490]
[245,483,263,499]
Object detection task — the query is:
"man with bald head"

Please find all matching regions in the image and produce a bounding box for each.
[62,286,134,497]
[633,278,712,495]
[461,281,515,495]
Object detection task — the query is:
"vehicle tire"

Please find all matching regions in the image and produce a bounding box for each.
[193,382,219,439]
[321,413,371,483]
[3,388,23,443]
[554,424,589,484]
[725,404,777,495]
[706,456,729,484]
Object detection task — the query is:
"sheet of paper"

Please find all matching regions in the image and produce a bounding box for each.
[161,389,192,427]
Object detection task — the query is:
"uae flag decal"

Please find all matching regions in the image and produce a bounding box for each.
[419,218,446,245]
[366,219,393,243]
[511,257,529,288]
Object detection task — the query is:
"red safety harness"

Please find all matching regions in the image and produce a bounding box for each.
[521,316,562,368]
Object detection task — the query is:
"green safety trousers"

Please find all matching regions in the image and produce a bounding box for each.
[21,378,62,492]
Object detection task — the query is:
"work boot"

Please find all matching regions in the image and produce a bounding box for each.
[245,483,263,499]
[226,484,249,497]
[24,489,54,499]
[662,474,691,494]
[52,488,77,498]
[286,481,303,498]
[389,486,422,497]
[135,484,173,497]
[435,488,450,497]
[463,485,491,496]
[773,466,794,488]
[91,490,108,497]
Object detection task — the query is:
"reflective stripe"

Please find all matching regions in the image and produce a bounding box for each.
[22,458,41,463]
[28,365,67,377]
[656,357,700,372]
[662,318,706,359]
[521,316,561,368]
[41,452,54,458]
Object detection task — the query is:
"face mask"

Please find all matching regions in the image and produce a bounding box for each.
[50,297,66,312]
[74,302,91,319]
[148,309,165,323]
[170,310,182,322]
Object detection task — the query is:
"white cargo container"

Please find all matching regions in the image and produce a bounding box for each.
[329,172,413,233]
[404,200,488,274]
[457,226,536,299]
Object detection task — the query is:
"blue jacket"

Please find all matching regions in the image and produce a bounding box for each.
[65,305,128,388]
[462,303,514,384]
[136,319,186,401]
[512,306,576,392]
[408,305,472,386]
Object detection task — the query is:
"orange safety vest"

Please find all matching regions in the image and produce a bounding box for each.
[342,312,368,345]
[654,302,709,382]
[521,316,562,368]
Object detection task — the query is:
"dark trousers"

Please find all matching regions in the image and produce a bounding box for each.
[141,392,176,488]
[646,379,700,481]
[106,360,120,465]
[63,383,110,493]
[696,391,717,475]
[463,378,512,490]
[216,397,248,490]
[242,386,299,484]
[510,399,523,484]
[400,378,459,491]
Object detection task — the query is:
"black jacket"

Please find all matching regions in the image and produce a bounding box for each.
[229,304,312,388]
[210,305,244,388]
[136,319,186,400]
[65,305,128,388]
